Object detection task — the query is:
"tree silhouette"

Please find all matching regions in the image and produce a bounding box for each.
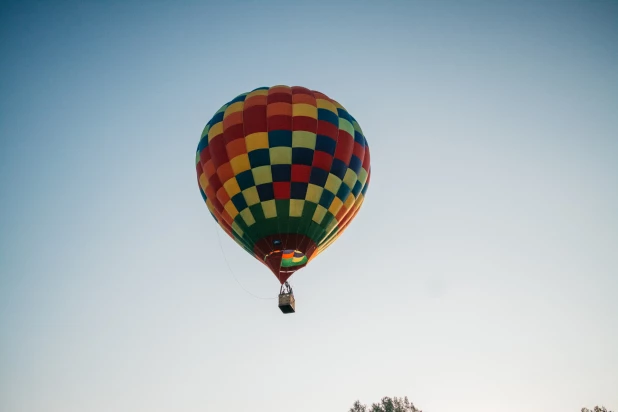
[349,396,422,412]
[582,407,614,412]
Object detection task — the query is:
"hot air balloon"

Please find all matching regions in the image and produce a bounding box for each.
[195,85,371,313]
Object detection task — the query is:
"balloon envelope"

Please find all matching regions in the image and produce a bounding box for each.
[195,85,371,284]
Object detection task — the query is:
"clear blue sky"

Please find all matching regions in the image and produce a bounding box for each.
[1,1,617,411]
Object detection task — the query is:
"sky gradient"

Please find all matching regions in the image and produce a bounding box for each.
[1,1,617,411]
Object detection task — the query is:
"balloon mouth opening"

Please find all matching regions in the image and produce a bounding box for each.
[264,249,308,267]
[253,234,318,284]
[263,248,309,284]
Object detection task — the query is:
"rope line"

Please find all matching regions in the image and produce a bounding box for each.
[211,219,277,301]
